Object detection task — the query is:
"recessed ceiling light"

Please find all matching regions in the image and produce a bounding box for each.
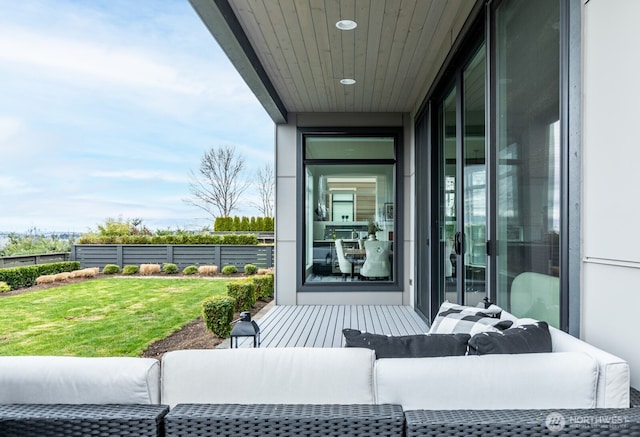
[340,78,356,85]
[336,20,357,30]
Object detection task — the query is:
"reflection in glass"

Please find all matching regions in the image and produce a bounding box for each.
[495,0,561,327]
[437,43,487,307]
[439,88,458,304]
[303,136,396,285]
[463,43,486,307]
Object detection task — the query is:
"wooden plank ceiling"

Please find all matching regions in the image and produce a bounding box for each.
[228,0,472,114]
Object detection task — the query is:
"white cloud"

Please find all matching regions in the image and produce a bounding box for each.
[0,0,273,234]
[0,117,25,143]
[0,175,39,195]
[0,26,245,101]
[0,29,164,88]
[92,170,187,184]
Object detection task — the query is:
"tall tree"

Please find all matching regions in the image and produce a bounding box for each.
[185,146,250,219]
[254,163,274,217]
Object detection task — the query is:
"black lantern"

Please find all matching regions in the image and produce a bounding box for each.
[230,311,261,348]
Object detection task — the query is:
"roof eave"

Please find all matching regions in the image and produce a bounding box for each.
[189,0,288,124]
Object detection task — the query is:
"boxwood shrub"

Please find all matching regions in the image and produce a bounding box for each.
[221,265,238,275]
[163,263,178,274]
[102,264,120,275]
[226,279,256,311]
[252,274,274,300]
[122,265,139,275]
[0,282,11,293]
[182,265,198,275]
[202,295,236,338]
[244,264,258,275]
[0,261,80,290]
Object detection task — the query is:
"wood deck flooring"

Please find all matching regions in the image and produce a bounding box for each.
[245,305,430,348]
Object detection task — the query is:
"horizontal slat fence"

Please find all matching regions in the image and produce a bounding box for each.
[70,245,274,272]
[0,253,71,268]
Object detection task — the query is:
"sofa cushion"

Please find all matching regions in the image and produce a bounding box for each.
[499,309,631,408]
[468,321,552,355]
[375,352,598,410]
[0,356,160,404]
[161,348,376,408]
[429,302,512,335]
[547,323,630,408]
[343,329,470,358]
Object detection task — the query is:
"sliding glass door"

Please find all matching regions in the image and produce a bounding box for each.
[422,0,563,328]
[494,0,560,327]
[435,43,487,307]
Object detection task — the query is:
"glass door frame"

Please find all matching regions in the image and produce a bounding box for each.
[426,21,487,319]
[416,0,581,335]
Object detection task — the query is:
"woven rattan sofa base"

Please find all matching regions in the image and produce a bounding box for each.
[164,403,405,437]
[405,407,640,437]
[0,404,169,437]
[631,387,640,408]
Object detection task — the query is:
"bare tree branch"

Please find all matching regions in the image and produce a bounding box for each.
[252,163,274,217]
[184,146,251,219]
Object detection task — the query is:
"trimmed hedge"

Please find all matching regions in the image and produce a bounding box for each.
[201,272,274,340]
[77,234,259,245]
[163,263,178,274]
[0,261,80,290]
[182,265,198,275]
[122,265,139,275]
[102,264,120,275]
[221,265,238,275]
[202,295,236,338]
[244,264,258,275]
[252,274,274,300]
[214,216,274,232]
[226,279,257,311]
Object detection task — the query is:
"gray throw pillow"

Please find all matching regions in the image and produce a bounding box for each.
[343,329,470,358]
[468,321,552,355]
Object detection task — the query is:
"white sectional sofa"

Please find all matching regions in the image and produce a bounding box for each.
[375,312,630,410]
[0,355,161,405]
[0,312,634,435]
[0,319,631,410]
[160,325,629,410]
[161,347,376,408]
[0,356,166,436]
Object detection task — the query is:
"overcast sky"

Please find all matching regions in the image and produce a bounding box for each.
[0,0,274,233]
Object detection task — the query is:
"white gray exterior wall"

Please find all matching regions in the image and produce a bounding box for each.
[582,0,640,387]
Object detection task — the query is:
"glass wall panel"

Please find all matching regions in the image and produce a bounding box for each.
[306,137,394,159]
[303,136,396,285]
[438,88,458,304]
[463,43,487,307]
[495,0,561,327]
[435,43,486,308]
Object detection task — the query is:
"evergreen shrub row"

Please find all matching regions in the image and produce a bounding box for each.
[104,263,181,275]
[201,271,274,338]
[214,216,274,232]
[0,261,80,290]
[77,234,259,245]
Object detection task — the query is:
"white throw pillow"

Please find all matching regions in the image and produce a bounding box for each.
[429,301,512,335]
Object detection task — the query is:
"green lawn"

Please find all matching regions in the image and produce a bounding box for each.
[0,277,226,357]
